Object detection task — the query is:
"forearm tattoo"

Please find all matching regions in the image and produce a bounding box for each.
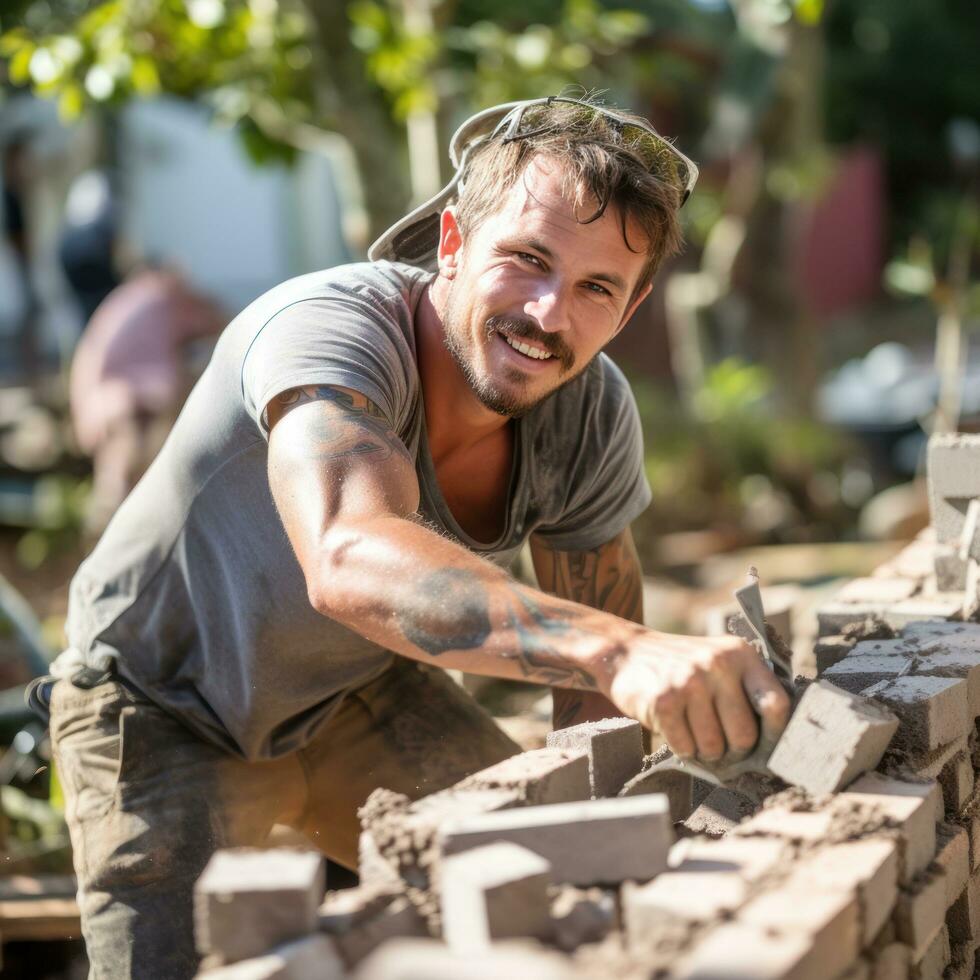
[393,569,623,690]
[273,385,413,466]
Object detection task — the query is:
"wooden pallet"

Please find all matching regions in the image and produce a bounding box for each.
[0,875,80,942]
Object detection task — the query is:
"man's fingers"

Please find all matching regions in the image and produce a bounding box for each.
[743,663,792,742]
[712,671,761,760]
[650,691,696,760]
[684,688,726,762]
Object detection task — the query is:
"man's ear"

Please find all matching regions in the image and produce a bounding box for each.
[613,282,653,337]
[437,208,463,280]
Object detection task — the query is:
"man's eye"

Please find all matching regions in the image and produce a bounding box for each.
[517,252,543,267]
[585,282,611,296]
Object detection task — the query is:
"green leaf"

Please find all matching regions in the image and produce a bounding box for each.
[8,40,35,84]
[131,54,160,94]
[57,82,85,121]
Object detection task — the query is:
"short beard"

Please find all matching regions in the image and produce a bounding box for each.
[441,285,577,419]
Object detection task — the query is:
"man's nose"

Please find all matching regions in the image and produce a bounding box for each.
[524,282,571,333]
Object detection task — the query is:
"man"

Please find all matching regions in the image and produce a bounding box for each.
[45,96,790,978]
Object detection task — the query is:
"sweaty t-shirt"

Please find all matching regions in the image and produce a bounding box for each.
[65,261,652,760]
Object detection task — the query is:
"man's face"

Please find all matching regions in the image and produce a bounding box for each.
[437,156,652,418]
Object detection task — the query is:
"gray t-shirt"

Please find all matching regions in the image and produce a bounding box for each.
[66,261,651,760]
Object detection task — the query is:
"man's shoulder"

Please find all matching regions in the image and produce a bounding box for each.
[239,260,433,323]
[554,354,635,415]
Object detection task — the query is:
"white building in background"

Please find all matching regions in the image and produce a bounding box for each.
[0,93,363,375]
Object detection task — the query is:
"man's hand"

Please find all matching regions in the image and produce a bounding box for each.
[603,632,790,762]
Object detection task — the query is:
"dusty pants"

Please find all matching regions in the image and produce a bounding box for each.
[50,658,519,980]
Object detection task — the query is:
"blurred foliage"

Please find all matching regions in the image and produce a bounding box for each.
[15,475,90,570]
[632,358,850,545]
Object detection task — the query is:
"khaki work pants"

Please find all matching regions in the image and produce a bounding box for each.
[50,658,519,980]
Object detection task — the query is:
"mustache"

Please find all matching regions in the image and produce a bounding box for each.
[486,315,574,370]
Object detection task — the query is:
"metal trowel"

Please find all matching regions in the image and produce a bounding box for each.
[636,568,796,791]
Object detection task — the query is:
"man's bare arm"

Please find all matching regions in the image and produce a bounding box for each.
[267,385,790,760]
[531,529,644,730]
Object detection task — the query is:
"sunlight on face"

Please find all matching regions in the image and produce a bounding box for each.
[441,156,650,418]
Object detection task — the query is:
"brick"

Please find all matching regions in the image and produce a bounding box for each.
[838,578,919,604]
[197,935,344,979]
[870,942,911,980]
[861,676,970,754]
[317,884,426,967]
[355,937,576,980]
[622,836,787,945]
[934,823,969,908]
[734,806,837,844]
[460,748,591,806]
[682,786,758,838]
[926,433,980,544]
[738,885,860,977]
[790,838,899,945]
[766,681,899,794]
[672,921,833,980]
[546,717,644,798]
[893,869,946,959]
[839,775,940,885]
[945,941,976,980]
[194,849,325,963]
[947,869,980,943]
[620,745,693,821]
[440,795,673,887]
[910,924,949,980]
[440,842,552,950]
[823,654,909,695]
[550,887,615,952]
[938,751,975,815]
[814,633,857,673]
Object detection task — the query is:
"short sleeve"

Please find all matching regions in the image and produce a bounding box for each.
[240,270,418,438]
[531,358,651,552]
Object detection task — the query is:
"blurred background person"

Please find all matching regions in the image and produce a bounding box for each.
[69,263,227,532]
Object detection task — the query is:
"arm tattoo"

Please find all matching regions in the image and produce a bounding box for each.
[393,569,615,690]
[534,533,644,624]
[273,385,413,466]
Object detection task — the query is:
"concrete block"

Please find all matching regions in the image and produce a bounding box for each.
[822,654,908,695]
[839,775,940,885]
[460,748,591,806]
[734,806,837,844]
[838,578,919,604]
[790,838,899,945]
[672,921,835,980]
[619,745,693,821]
[883,595,965,628]
[739,885,860,977]
[440,795,673,887]
[909,924,949,980]
[622,836,787,945]
[440,842,552,950]
[194,849,325,963]
[947,869,980,943]
[861,676,970,754]
[934,545,967,591]
[355,937,575,980]
[196,935,344,979]
[814,633,857,673]
[683,786,758,838]
[317,884,426,967]
[938,751,975,816]
[894,869,946,959]
[818,602,892,637]
[945,941,975,980]
[358,830,402,889]
[766,680,899,794]
[549,887,615,953]
[870,943,911,980]
[546,717,644,798]
[927,433,980,544]
[934,823,969,909]
[902,621,980,643]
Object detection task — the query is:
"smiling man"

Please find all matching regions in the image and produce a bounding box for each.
[46,95,790,978]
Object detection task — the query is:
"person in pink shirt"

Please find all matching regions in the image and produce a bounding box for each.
[69,265,227,531]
